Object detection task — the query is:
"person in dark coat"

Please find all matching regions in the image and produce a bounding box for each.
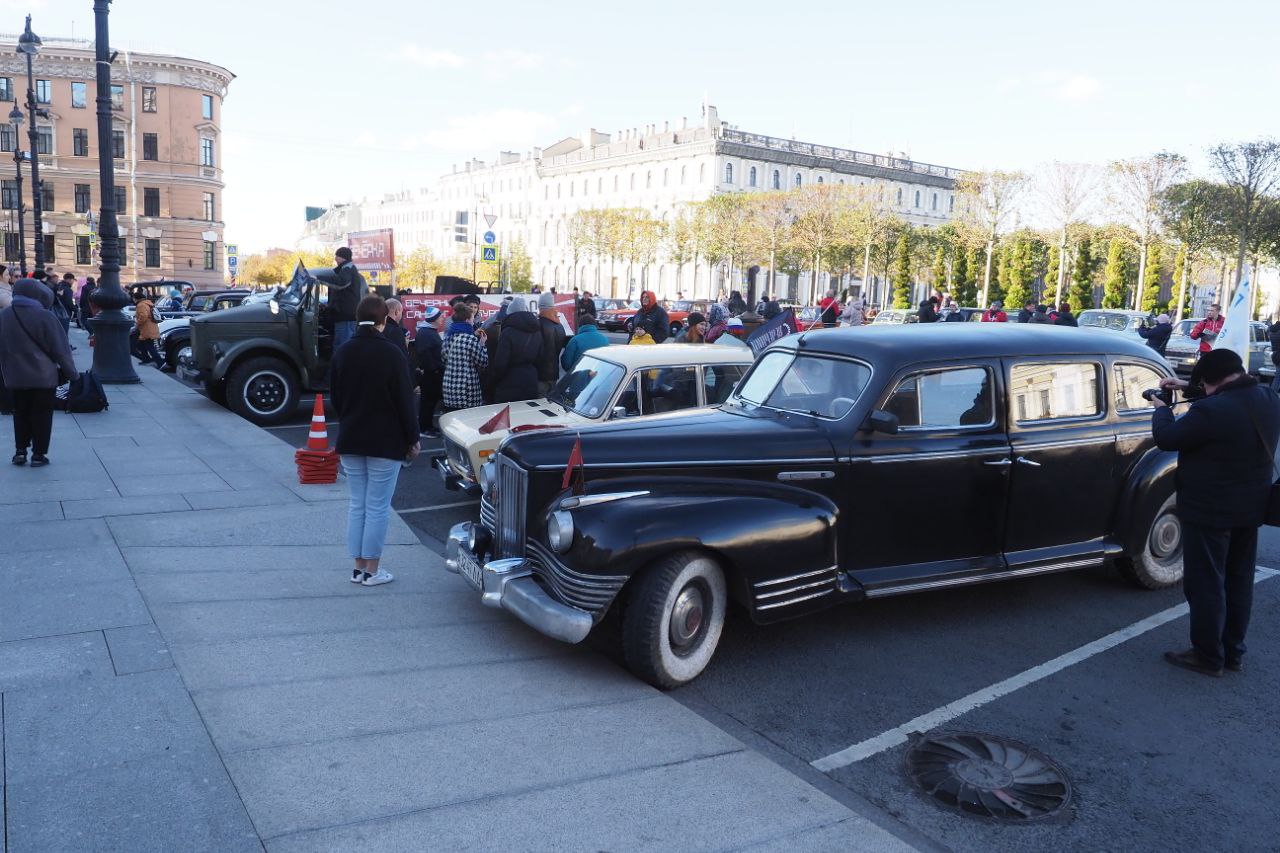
[491,295,543,403]
[1054,303,1077,326]
[578,290,597,324]
[0,279,79,466]
[1152,348,1280,676]
[727,290,748,316]
[917,299,939,323]
[1029,304,1052,324]
[329,247,365,350]
[330,295,419,588]
[413,306,445,435]
[536,291,567,397]
[1138,313,1172,356]
[381,298,409,351]
[1016,300,1036,323]
[630,290,670,342]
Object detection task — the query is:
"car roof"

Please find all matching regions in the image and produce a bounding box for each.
[1078,309,1146,317]
[777,323,1166,363]
[585,343,754,369]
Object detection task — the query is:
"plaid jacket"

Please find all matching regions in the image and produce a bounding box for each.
[442,329,488,408]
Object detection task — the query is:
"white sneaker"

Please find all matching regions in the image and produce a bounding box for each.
[351,569,367,584]
[361,568,394,587]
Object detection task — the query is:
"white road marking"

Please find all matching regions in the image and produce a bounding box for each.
[396,500,479,515]
[811,565,1280,773]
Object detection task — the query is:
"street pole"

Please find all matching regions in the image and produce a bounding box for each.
[88,0,138,383]
[17,16,45,276]
[9,106,28,276]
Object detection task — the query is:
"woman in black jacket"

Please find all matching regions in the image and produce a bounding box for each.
[491,295,543,403]
[330,295,419,587]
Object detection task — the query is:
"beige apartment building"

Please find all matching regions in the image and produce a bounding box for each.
[0,36,232,286]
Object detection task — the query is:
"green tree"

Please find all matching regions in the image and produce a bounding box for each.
[990,243,1010,305]
[1068,238,1097,310]
[1003,237,1034,309]
[1139,242,1164,312]
[891,230,912,309]
[1045,244,1061,305]
[957,246,981,305]
[1102,240,1130,308]
[931,245,947,292]
[952,248,971,304]
[507,239,533,292]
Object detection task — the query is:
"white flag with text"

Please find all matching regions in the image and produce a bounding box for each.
[1213,269,1253,365]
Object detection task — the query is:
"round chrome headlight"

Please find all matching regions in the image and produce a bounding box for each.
[479,460,495,496]
[547,510,575,553]
[466,523,478,552]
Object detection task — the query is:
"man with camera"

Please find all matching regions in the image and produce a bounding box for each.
[1150,348,1280,677]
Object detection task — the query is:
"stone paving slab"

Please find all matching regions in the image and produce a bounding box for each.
[103,624,174,675]
[0,517,116,554]
[106,501,416,548]
[0,499,66,522]
[133,562,469,603]
[121,543,425,575]
[183,484,303,510]
[0,631,115,692]
[61,493,193,519]
[1,579,151,643]
[117,471,234,497]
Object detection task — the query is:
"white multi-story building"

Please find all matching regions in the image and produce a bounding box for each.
[304,106,963,301]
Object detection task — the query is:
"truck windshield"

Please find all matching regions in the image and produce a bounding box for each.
[732,351,871,419]
[548,355,625,418]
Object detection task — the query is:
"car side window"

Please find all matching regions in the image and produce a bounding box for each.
[642,366,699,415]
[1113,363,1164,413]
[614,374,642,418]
[1010,362,1101,422]
[704,364,747,405]
[885,367,994,430]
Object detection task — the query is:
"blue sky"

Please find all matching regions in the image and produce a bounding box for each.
[13,0,1278,251]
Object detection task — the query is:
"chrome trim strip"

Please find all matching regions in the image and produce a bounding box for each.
[777,471,835,481]
[756,588,836,610]
[560,490,650,509]
[533,457,835,470]
[862,448,1012,464]
[754,566,836,588]
[1012,436,1116,451]
[756,578,836,600]
[863,557,1102,598]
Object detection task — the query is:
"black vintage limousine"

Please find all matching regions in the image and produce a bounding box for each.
[445,325,1183,687]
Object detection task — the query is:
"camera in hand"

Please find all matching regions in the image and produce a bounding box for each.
[1142,387,1174,406]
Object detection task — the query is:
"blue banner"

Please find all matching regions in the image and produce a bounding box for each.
[747,308,799,356]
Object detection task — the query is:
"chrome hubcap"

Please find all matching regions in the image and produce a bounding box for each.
[245,373,287,415]
[1150,511,1182,560]
[669,584,705,650]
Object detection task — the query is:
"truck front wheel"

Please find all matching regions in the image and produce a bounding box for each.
[622,551,727,689]
[226,357,299,426]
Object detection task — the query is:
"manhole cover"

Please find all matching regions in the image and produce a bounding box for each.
[904,731,1072,821]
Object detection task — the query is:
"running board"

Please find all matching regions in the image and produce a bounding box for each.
[863,557,1105,599]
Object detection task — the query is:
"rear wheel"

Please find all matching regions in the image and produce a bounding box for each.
[622,551,727,689]
[226,357,299,426]
[1116,494,1183,589]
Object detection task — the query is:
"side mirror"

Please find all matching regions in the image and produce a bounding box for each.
[863,409,899,435]
[611,406,628,419]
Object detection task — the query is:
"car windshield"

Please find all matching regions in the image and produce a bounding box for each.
[1171,320,1196,337]
[731,351,871,419]
[1079,312,1130,331]
[547,355,625,418]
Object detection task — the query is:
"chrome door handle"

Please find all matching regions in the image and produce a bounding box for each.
[1017,456,1041,467]
[983,458,1013,467]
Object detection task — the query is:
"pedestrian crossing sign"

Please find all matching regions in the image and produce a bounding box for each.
[481,246,498,262]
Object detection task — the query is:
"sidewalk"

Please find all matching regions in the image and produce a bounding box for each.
[1,330,916,852]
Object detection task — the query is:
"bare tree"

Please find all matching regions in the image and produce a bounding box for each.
[1109,153,1186,310]
[745,191,794,303]
[1209,138,1280,299]
[788,184,852,304]
[1036,162,1099,305]
[841,184,894,306]
[955,169,1028,307]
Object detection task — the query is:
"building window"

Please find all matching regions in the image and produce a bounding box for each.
[896,187,904,205]
[203,192,215,221]
[200,138,214,167]
[629,173,635,190]
[112,129,125,159]
[949,195,955,212]
[680,165,687,184]
[914,190,921,208]
[596,177,602,194]
[40,183,53,212]
[749,166,757,187]
[202,94,213,120]
[35,79,51,104]
[43,234,54,263]
[0,78,11,101]
[72,128,89,157]
[5,179,22,209]
[35,126,52,155]
[142,133,158,161]
[76,235,92,265]
[4,232,18,260]
[145,238,161,267]
[142,87,157,112]
[772,169,781,190]
[794,173,803,188]
[931,192,938,211]
[699,164,706,183]
[817,176,824,184]
[75,184,91,213]
[613,175,618,192]
[203,241,216,270]
[111,84,124,110]
[646,171,653,189]
[721,162,731,184]
[144,187,160,217]
[0,125,13,153]
[663,168,669,187]
[114,186,126,214]
[71,81,87,108]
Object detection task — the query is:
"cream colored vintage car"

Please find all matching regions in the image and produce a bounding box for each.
[433,343,755,494]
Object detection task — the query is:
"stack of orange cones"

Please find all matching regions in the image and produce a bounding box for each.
[295,394,339,484]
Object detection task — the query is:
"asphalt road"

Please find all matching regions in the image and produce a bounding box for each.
[196,370,1279,851]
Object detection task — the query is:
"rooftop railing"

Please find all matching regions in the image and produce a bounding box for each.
[720,129,962,179]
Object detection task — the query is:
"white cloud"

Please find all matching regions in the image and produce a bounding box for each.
[480,49,544,72]
[1053,74,1101,102]
[420,109,558,153]
[396,45,466,69]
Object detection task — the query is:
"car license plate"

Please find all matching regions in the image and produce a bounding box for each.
[457,547,483,591]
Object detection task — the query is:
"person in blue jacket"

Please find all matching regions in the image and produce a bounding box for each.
[561,313,609,372]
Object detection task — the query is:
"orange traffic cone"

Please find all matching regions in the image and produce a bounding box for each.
[306,394,328,450]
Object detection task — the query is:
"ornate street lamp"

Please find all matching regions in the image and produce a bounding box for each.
[17,14,45,276]
[87,0,138,383]
[8,104,27,276]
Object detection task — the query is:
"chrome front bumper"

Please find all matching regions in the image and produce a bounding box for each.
[444,521,593,644]
[432,455,482,497]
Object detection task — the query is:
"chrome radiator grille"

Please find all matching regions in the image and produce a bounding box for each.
[494,457,527,558]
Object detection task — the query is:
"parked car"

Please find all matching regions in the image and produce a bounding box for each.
[120,281,198,320]
[1163,318,1272,377]
[156,289,252,369]
[1077,309,1154,338]
[870,308,919,325]
[595,299,640,332]
[443,324,1182,687]
[664,300,711,335]
[433,344,754,494]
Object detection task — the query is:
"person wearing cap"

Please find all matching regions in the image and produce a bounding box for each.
[981,301,1007,322]
[330,246,365,350]
[413,305,446,436]
[1138,313,1173,356]
[536,291,567,397]
[561,312,608,372]
[1152,348,1280,677]
[673,312,708,343]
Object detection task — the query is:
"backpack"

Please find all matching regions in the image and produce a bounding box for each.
[64,370,109,413]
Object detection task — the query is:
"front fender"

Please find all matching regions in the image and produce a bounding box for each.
[550,478,839,618]
[212,339,305,384]
[1112,447,1177,556]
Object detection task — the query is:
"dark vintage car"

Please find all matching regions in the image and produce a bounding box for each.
[444,325,1184,687]
[156,289,253,369]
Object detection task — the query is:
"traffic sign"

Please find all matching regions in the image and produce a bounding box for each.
[226,244,238,256]
[227,256,238,270]
[483,231,496,245]
[484,214,498,228]
[481,246,498,262]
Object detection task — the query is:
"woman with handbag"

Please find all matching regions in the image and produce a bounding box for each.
[0,279,78,466]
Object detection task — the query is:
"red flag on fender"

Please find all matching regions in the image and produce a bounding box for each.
[477,405,511,435]
[562,435,584,493]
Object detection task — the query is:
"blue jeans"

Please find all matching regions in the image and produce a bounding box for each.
[334,321,356,350]
[341,455,402,560]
